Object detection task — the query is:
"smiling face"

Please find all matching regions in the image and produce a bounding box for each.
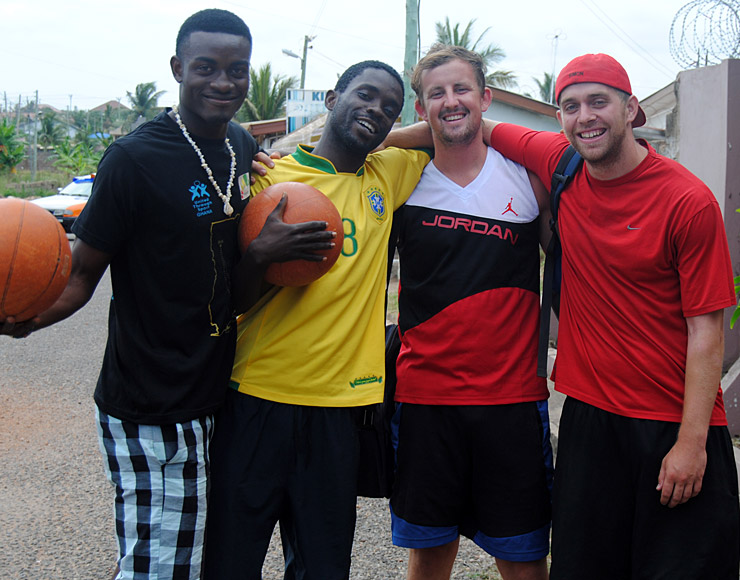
[170,31,251,139]
[556,82,639,168]
[325,67,404,155]
[415,58,492,148]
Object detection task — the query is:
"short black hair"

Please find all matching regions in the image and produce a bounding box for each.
[176,9,252,57]
[334,60,404,99]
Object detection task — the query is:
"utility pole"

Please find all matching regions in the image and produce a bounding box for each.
[549,32,560,105]
[283,36,315,90]
[402,0,419,126]
[300,35,315,89]
[31,90,38,181]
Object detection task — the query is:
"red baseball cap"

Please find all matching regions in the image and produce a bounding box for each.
[555,53,646,127]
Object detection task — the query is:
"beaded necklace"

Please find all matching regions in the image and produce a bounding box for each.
[172,105,236,216]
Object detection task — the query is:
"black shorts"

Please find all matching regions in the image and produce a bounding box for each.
[551,397,740,580]
[390,402,553,562]
[203,390,360,580]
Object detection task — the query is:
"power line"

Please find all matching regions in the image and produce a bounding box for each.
[309,0,329,36]
[579,0,677,79]
[222,0,403,50]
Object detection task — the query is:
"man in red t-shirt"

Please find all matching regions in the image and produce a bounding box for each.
[486,54,740,580]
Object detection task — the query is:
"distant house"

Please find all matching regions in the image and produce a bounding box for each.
[241,117,289,149]
[90,100,131,114]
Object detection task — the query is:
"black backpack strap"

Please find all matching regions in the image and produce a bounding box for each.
[385,207,402,309]
[537,146,582,378]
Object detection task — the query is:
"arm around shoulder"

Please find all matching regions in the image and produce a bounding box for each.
[381,121,434,150]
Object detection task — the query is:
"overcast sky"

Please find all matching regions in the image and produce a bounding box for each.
[0,0,719,112]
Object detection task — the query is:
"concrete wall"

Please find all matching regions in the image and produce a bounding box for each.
[674,60,740,432]
[674,60,740,371]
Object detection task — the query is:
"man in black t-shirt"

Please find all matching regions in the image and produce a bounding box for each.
[1,9,332,579]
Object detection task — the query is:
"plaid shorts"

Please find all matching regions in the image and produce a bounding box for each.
[96,407,213,580]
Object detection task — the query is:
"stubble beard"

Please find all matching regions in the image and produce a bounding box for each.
[571,123,628,170]
[435,112,479,148]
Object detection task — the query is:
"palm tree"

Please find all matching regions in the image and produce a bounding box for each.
[52,138,99,175]
[0,120,26,173]
[238,64,298,122]
[532,72,555,104]
[434,17,517,89]
[126,82,165,121]
[38,110,67,148]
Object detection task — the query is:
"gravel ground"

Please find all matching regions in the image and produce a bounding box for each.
[9,252,737,579]
[0,266,507,580]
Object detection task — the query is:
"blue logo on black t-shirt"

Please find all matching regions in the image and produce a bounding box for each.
[189,180,213,217]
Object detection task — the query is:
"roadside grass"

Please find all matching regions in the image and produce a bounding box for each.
[0,168,70,199]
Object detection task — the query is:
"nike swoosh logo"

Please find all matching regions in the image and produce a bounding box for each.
[627,225,641,230]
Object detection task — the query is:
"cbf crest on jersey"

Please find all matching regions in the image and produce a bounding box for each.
[365,186,387,224]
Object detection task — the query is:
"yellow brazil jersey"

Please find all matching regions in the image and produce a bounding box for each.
[231,145,430,407]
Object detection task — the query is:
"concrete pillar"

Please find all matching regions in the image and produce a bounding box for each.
[674,59,740,432]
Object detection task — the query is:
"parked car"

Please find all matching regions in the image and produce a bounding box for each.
[32,174,94,233]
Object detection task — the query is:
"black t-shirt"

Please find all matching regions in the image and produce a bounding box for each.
[73,111,258,424]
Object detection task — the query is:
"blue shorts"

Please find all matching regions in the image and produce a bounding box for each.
[96,407,212,580]
[390,402,553,562]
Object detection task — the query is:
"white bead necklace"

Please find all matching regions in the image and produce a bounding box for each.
[172,105,236,216]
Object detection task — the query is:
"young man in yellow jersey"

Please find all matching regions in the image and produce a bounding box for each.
[203,61,430,580]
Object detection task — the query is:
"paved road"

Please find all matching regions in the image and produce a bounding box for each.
[1,264,528,579]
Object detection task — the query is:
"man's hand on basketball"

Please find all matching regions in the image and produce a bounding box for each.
[247,194,336,265]
[0,316,39,339]
[656,439,706,508]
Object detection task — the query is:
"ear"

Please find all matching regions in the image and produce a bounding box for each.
[480,87,493,112]
[170,56,183,83]
[625,95,640,124]
[556,109,564,130]
[324,90,337,111]
[414,99,428,122]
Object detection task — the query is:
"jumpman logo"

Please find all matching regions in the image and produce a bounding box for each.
[502,197,518,216]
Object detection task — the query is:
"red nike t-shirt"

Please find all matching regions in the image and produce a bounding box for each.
[491,124,735,425]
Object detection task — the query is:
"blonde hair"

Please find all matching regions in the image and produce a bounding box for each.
[411,43,487,102]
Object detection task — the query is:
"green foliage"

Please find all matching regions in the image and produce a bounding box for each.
[127,81,165,121]
[38,110,67,148]
[532,72,555,104]
[732,276,740,329]
[0,165,69,198]
[237,64,298,122]
[0,119,26,173]
[732,207,740,330]
[52,138,99,175]
[434,17,517,89]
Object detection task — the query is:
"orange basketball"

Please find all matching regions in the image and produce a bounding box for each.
[239,182,344,287]
[0,198,72,321]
